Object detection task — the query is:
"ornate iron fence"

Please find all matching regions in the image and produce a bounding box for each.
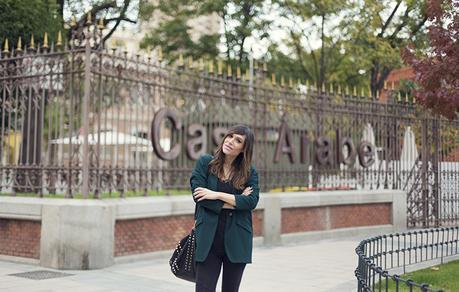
[0,24,458,227]
[355,227,459,291]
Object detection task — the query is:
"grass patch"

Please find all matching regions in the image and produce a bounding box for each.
[0,189,190,199]
[377,260,459,292]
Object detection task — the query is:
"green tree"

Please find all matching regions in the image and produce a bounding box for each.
[271,0,429,94]
[139,0,271,65]
[0,0,62,136]
[220,0,271,64]
[342,0,429,96]
[273,0,350,88]
[0,0,138,48]
[139,0,217,61]
[0,0,62,49]
[267,42,370,89]
[57,0,138,45]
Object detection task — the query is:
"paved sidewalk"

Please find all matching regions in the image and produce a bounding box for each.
[0,238,361,292]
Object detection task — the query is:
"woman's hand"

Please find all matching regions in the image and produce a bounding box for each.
[242,186,253,196]
[222,187,251,209]
[193,187,220,201]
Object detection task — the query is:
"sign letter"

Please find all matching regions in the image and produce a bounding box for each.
[187,124,207,160]
[274,120,295,163]
[151,108,181,160]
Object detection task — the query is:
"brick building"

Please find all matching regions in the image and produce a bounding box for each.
[380,67,415,101]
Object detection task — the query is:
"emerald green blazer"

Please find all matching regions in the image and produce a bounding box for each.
[190,154,260,264]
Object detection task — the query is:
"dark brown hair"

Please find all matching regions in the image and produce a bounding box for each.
[209,124,254,190]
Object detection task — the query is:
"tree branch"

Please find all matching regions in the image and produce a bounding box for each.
[319,13,326,87]
[378,0,402,37]
[105,17,137,24]
[76,1,118,29]
[290,30,313,80]
[388,12,427,47]
[222,10,231,61]
[57,0,64,20]
[388,5,412,43]
[238,2,252,64]
[102,0,132,44]
[345,73,363,83]
[325,39,345,72]
[411,15,428,36]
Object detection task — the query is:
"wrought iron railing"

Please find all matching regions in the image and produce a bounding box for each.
[355,227,459,291]
[1,26,459,228]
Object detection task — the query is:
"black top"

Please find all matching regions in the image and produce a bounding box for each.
[217,178,239,195]
[217,178,239,217]
[213,178,240,259]
[214,177,240,251]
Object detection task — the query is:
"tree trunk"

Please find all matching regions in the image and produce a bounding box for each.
[370,61,392,97]
[238,37,246,65]
[57,0,64,20]
[319,14,326,89]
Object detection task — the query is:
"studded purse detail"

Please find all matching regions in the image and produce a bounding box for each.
[169,228,196,282]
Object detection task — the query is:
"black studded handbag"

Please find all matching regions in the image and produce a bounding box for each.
[169,227,196,282]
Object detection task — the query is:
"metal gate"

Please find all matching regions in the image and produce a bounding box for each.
[405,117,459,227]
[0,25,458,227]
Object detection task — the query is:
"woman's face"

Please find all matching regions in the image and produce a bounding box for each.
[222,133,246,158]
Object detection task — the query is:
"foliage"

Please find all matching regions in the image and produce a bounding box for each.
[273,0,350,87]
[139,0,271,65]
[137,0,430,93]
[220,0,271,63]
[398,79,417,96]
[58,0,139,44]
[0,0,62,137]
[341,0,429,96]
[0,0,62,47]
[402,0,459,120]
[265,0,429,90]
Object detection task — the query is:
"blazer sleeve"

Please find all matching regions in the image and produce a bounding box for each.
[234,166,260,211]
[190,154,224,214]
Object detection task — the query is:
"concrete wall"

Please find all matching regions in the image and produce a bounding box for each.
[0,190,406,269]
[40,203,115,269]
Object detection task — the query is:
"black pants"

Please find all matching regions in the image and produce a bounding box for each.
[195,210,246,292]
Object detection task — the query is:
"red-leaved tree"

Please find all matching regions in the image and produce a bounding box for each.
[402,0,459,120]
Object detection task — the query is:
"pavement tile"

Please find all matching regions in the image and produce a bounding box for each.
[0,237,367,292]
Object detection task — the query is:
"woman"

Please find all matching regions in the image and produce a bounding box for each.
[191,124,259,292]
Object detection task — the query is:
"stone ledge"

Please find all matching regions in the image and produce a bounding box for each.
[0,190,403,220]
[0,190,405,270]
[0,254,40,265]
[0,198,42,221]
[113,196,195,220]
[273,190,402,209]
